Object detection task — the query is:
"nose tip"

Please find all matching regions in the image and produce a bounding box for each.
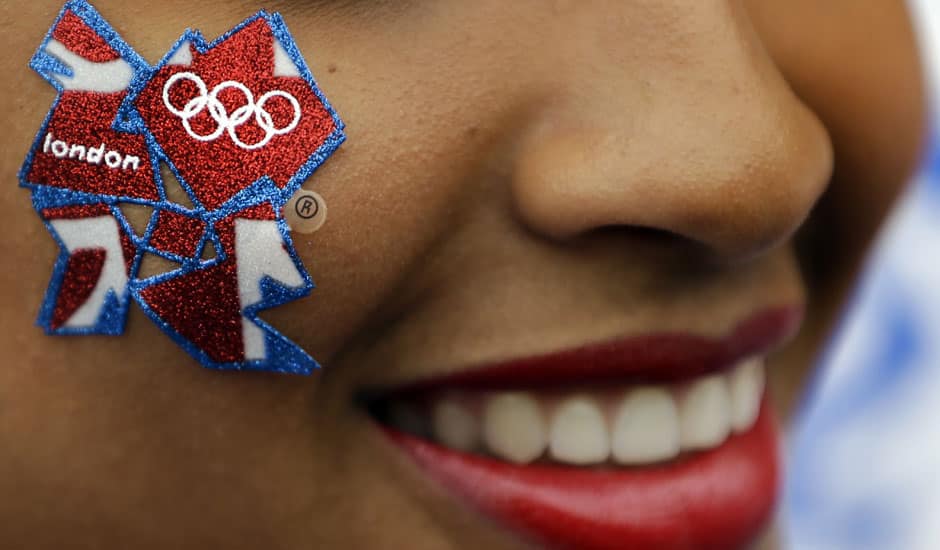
[512,101,833,259]
[509,6,835,261]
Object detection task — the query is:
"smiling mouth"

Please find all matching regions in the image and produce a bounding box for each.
[363,306,802,550]
[374,356,765,467]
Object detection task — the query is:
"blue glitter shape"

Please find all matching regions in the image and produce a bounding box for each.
[20,0,345,374]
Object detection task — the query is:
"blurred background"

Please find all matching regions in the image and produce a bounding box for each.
[783,1,940,548]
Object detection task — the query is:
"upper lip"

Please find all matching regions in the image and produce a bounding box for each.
[375,305,803,397]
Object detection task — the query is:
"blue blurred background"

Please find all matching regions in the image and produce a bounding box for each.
[784,2,940,548]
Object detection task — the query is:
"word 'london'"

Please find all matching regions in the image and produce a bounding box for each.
[42,132,141,171]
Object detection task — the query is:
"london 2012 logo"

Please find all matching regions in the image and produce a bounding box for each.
[19,0,345,374]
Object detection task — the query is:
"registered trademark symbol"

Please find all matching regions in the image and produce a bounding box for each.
[295,195,320,219]
[285,189,327,234]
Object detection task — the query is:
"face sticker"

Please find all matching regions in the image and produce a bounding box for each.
[19,0,346,374]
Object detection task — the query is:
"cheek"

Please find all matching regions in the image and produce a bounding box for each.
[270,15,537,361]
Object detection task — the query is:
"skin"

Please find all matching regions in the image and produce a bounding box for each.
[0,0,926,548]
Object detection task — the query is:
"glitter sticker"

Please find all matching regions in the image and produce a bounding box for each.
[20,1,345,374]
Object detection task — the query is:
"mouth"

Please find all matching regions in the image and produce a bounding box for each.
[362,306,801,550]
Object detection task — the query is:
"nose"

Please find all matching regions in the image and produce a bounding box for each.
[511,1,833,260]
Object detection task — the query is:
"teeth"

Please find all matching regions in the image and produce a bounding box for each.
[390,359,766,467]
[549,396,610,465]
[432,397,480,452]
[611,387,680,465]
[676,374,732,451]
[482,393,546,464]
[728,358,765,433]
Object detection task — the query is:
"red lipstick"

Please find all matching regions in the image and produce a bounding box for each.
[389,402,778,550]
[377,306,800,550]
[400,306,802,392]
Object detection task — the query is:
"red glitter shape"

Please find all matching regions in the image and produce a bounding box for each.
[139,259,243,363]
[135,19,336,210]
[26,91,159,201]
[41,204,111,219]
[118,229,136,273]
[51,248,106,330]
[134,205,277,362]
[52,10,121,62]
[149,210,207,259]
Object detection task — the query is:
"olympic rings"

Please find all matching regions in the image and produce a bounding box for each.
[162,72,302,151]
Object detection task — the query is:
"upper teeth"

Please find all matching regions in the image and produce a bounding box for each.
[409,358,765,467]
[474,393,543,464]
[677,374,733,451]
[549,396,611,464]
[610,386,680,465]
[431,398,481,452]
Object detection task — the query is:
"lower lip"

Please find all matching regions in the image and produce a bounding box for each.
[384,398,779,550]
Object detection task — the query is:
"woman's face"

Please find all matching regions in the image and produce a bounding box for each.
[0,0,926,548]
